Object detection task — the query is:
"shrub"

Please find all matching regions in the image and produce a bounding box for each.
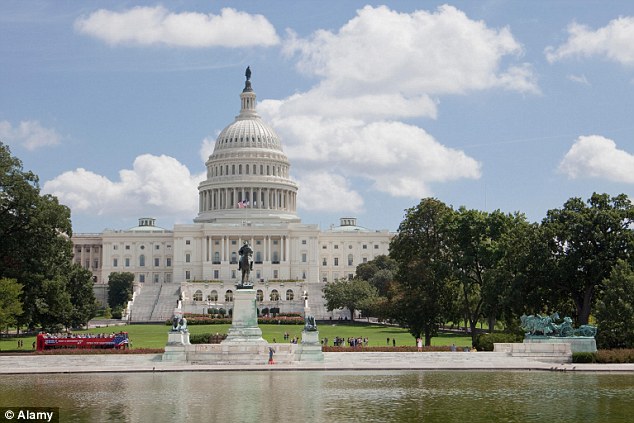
[572,352,597,363]
[596,349,634,363]
[473,332,523,351]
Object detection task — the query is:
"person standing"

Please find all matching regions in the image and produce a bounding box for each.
[416,337,422,352]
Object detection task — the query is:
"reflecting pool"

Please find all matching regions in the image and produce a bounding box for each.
[1,371,633,422]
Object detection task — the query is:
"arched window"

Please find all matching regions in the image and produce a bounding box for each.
[208,290,218,302]
[286,289,294,301]
[193,290,203,301]
[256,290,264,302]
[270,289,279,301]
[139,254,145,267]
[225,290,233,302]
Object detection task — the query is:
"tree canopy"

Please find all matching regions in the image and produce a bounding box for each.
[322,278,378,321]
[0,142,96,330]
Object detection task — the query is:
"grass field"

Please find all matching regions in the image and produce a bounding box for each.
[0,322,473,352]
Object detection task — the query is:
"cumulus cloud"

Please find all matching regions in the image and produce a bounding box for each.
[0,120,61,150]
[284,5,538,100]
[546,17,634,65]
[74,6,279,47]
[295,171,364,213]
[559,135,634,183]
[43,154,204,218]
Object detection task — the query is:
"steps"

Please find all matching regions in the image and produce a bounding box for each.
[130,283,180,322]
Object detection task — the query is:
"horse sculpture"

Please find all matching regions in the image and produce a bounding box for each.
[238,241,253,286]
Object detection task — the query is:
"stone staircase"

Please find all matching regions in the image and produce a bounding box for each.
[129,283,180,322]
[150,284,181,322]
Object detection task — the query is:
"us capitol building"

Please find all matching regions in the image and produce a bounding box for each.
[72,71,392,321]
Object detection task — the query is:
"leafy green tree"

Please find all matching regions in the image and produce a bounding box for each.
[107,272,135,310]
[67,265,97,327]
[596,260,634,349]
[0,278,23,331]
[355,255,398,296]
[322,278,378,322]
[36,277,73,332]
[447,208,531,342]
[542,193,634,324]
[389,198,459,345]
[0,142,78,330]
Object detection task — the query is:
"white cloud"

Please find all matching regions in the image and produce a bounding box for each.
[567,74,590,85]
[546,17,634,65]
[0,120,61,150]
[284,5,538,99]
[74,6,279,48]
[43,154,204,217]
[261,110,482,200]
[559,135,634,183]
[199,137,215,163]
[295,171,364,213]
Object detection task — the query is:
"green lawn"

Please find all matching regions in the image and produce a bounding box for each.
[0,322,473,352]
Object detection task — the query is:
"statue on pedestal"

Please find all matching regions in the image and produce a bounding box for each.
[238,241,253,288]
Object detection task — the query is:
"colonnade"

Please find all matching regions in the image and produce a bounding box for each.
[199,187,297,212]
[204,235,290,263]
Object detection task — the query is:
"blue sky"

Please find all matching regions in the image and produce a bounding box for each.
[2,1,634,234]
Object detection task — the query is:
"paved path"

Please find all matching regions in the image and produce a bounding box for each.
[1,352,633,374]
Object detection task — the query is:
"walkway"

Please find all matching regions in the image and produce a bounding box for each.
[1,351,633,374]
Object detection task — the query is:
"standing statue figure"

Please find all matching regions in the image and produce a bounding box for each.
[238,241,253,286]
[245,66,251,81]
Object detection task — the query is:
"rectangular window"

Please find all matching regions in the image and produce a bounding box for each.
[165,273,172,283]
[139,274,145,283]
[302,253,307,263]
[186,253,191,263]
[125,245,130,250]
[302,240,307,245]
[273,270,278,279]
[154,258,160,267]
[334,258,339,266]
[186,240,191,245]
[166,258,172,267]
[374,245,379,249]
[153,274,159,283]
[113,245,118,250]
[125,258,130,267]
[213,270,219,279]
[322,258,327,266]
[322,245,327,249]
[84,260,89,269]
[155,245,160,250]
[113,258,118,267]
[363,244,367,249]
[334,245,339,249]
[185,271,190,280]
[93,259,99,269]
[231,270,236,279]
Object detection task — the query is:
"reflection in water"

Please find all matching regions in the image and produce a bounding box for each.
[1,371,633,422]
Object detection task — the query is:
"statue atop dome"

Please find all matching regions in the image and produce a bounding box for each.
[243,66,253,92]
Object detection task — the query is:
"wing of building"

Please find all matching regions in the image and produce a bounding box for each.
[72,72,393,321]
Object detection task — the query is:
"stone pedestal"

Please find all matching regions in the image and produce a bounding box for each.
[524,336,597,353]
[223,288,266,344]
[297,330,324,361]
[163,330,190,362]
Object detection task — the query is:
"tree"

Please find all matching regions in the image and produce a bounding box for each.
[322,278,378,321]
[0,278,23,331]
[542,193,634,325]
[107,272,135,310]
[389,198,459,345]
[447,208,531,343]
[67,265,97,328]
[595,260,634,349]
[355,255,398,296]
[0,142,80,330]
